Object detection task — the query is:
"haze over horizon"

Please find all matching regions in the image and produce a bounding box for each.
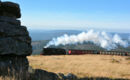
[3,0,130,33]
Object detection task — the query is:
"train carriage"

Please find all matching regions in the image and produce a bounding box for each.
[99,51,128,56]
[68,49,99,55]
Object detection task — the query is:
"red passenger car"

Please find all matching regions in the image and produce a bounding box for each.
[68,49,99,55]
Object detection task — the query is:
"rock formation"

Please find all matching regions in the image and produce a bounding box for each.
[0,1,32,76]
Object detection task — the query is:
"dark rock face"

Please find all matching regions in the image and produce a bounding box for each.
[58,73,78,80]
[0,1,32,77]
[30,69,60,80]
[0,1,21,18]
[0,3,32,56]
[0,56,29,76]
[0,56,30,80]
[0,16,21,25]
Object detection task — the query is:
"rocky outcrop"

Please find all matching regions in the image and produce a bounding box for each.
[58,73,78,80]
[30,69,60,80]
[0,1,32,77]
[0,1,21,18]
[0,2,32,56]
[29,69,78,80]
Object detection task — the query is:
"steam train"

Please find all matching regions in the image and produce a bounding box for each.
[41,48,129,56]
[42,48,66,55]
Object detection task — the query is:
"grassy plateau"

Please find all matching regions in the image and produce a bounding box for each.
[28,54,130,79]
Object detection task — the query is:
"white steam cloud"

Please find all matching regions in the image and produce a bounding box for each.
[44,30,128,50]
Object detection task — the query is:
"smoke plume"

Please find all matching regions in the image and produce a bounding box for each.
[44,30,128,50]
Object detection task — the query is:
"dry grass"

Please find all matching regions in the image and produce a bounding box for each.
[28,55,130,79]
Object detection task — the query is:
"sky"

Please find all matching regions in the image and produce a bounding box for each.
[2,0,130,32]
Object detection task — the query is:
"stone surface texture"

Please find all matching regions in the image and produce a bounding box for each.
[0,1,21,18]
[0,1,32,77]
[0,1,32,56]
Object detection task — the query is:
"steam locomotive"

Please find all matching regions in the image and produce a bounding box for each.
[41,48,129,56]
[41,48,66,55]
